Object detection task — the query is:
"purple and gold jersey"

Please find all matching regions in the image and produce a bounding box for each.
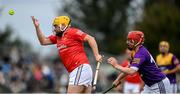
[156,53,179,84]
[130,46,166,86]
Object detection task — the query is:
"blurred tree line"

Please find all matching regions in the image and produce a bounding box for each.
[59,0,131,54]
[59,0,180,58]
[135,0,180,57]
[1,0,180,58]
[0,25,33,60]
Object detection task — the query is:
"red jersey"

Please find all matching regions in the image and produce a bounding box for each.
[48,27,89,72]
[121,60,142,84]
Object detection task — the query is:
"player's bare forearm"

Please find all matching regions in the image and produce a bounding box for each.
[116,73,127,82]
[35,26,47,45]
[31,16,52,45]
[108,57,136,74]
[114,65,136,75]
[164,65,180,74]
[113,73,127,86]
[85,35,101,61]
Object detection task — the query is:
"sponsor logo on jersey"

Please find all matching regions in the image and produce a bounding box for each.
[58,44,67,50]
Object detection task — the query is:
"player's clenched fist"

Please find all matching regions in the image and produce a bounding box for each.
[108,57,118,68]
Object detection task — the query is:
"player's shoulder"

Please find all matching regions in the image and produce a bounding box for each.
[68,27,83,34]
[168,53,174,57]
[48,34,57,38]
[167,53,174,60]
[69,27,77,30]
[136,46,148,55]
[68,27,80,31]
[134,46,149,59]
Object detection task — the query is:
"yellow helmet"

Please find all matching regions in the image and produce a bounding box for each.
[159,41,170,52]
[53,16,71,26]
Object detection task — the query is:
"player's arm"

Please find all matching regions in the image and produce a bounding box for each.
[163,56,180,74]
[108,57,137,75]
[114,65,137,75]
[84,35,102,62]
[113,72,127,87]
[31,16,53,45]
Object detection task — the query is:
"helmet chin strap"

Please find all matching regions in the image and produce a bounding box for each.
[52,24,68,37]
[52,28,63,37]
[60,24,68,31]
[134,38,142,47]
[130,38,142,51]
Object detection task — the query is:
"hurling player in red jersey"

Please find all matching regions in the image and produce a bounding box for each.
[31,16,102,93]
[120,49,144,94]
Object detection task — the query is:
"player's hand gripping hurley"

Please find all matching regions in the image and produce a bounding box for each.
[93,56,103,90]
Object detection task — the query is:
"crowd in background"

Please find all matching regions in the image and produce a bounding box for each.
[0,45,180,93]
[0,46,114,93]
[0,46,69,93]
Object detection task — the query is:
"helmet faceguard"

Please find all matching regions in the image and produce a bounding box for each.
[52,16,71,35]
[127,31,144,50]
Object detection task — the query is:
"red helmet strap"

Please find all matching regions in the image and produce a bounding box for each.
[134,38,142,47]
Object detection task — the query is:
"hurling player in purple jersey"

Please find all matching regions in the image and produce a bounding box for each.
[156,41,180,93]
[108,31,171,94]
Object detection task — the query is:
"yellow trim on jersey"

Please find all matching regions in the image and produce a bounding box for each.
[131,50,136,58]
[131,46,142,59]
[156,53,173,66]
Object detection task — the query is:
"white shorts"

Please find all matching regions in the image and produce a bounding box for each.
[124,81,140,93]
[170,83,177,93]
[141,77,171,94]
[69,64,93,87]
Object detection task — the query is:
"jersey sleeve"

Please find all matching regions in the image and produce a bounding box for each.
[130,55,145,71]
[172,55,180,66]
[74,29,87,42]
[48,35,57,44]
